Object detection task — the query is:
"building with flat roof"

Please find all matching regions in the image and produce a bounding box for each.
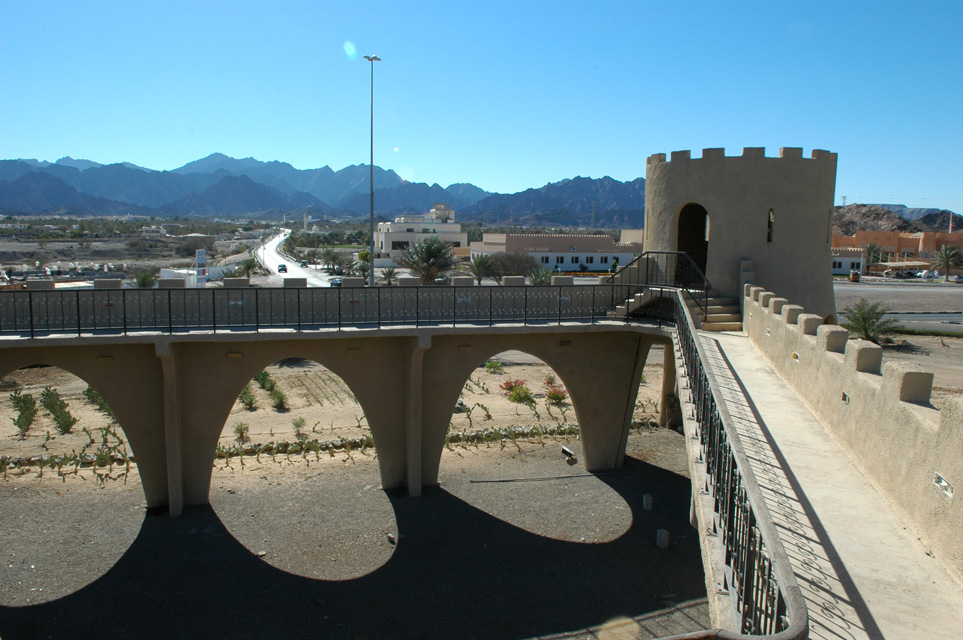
[833,230,963,261]
[470,231,643,272]
[374,204,468,266]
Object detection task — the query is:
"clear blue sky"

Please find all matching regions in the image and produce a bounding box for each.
[1,1,961,210]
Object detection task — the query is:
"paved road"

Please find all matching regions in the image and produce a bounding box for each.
[884,312,963,334]
[254,229,338,287]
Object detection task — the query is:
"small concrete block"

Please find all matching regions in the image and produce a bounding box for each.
[341,277,365,287]
[647,153,667,165]
[779,147,803,159]
[24,280,55,291]
[397,277,420,286]
[158,278,186,289]
[502,276,526,286]
[702,148,725,160]
[551,276,574,286]
[597,276,611,284]
[759,292,775,308]
[817,325,850,353]
[883,361,934,403]
[742,147,765,158]
[283,277,307,288]
[94,279,123,289]
[782,305,804,325]
[749,286,765,302]
[797,314,823,336]
[769,297,788,314]
[223,277,250,289]
[812,149,833,160]
[670,150,691,162]
[845,340,883,373]
[450,276,475,286]
[656,529,670,549]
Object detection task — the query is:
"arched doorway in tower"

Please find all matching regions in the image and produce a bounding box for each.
[676,203,710,278]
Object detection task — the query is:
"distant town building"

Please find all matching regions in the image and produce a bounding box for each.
[470,230,643,272]
[830,248,864,275]
[374,204,468,265]
[833,230,963,261]
[140,226,167,237]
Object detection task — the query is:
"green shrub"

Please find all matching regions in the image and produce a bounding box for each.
[239,385,257,411]
[270,387,288,411]
[41,386,78,434]
[10,390,38,439]
[484,360,505,375]
[233,422,250,443]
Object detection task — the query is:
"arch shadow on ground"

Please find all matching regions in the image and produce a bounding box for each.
[0,453,709,640]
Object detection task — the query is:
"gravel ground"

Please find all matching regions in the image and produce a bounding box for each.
[0,430,709,640]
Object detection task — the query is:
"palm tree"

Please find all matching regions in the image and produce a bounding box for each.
[133,270,159,289]
[841,299,899,344]
[237,258,259,278]
[863,242,882,272]
[930,244,962,282]
[395,237,457,285]
[379,267,398,286]
[461,255,493,285]
[319,248,340,271]
[529,267,552,286]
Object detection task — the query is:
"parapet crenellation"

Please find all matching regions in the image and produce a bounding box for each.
[743,284,963,581]
[647,147,836,166]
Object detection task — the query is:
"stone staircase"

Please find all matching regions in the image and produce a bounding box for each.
[610,287,742,331]
[686,294,742,331]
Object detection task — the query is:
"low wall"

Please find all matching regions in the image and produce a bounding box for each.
[743,284,963,580]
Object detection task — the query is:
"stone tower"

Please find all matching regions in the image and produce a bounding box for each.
[644,147,838,319]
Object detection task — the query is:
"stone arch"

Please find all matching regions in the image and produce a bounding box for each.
[0,345,167,507]
[676,202,710,276]
[174,339,409,506]
[420,332,653,488]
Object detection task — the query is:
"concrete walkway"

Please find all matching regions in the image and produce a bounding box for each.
[697,330,963,640]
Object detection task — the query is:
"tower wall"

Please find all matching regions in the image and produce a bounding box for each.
[644,147,838,318]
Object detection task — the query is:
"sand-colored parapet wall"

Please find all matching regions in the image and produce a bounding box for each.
[743,284,963,580]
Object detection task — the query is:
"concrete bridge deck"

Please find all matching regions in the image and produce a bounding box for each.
[693,330,963,639]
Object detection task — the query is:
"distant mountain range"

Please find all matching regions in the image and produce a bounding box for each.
[3,154,958,232]
[0,153,648,227]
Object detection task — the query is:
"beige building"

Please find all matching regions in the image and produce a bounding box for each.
[470,231,643,272]
[833,230,963,261]
[374,204,468,266]
[644,147,838,319]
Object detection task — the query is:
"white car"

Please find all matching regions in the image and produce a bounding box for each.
[916,270,935,279]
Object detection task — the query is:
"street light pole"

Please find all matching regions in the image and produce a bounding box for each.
[363,54,381,287]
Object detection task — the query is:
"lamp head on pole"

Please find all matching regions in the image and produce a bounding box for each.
[363,55,381,63]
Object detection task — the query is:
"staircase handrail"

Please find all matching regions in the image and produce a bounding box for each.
[605,251,713,317]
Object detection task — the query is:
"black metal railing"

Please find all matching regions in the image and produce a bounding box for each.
[670,292,808,639]
[606,251,712,317]
[0,284,672,336]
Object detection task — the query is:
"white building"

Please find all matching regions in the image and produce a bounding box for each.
[470,231,643,272]
[830,248,864,276]
[374,204,468,266]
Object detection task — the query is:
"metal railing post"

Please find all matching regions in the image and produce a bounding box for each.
[28,291,34,338]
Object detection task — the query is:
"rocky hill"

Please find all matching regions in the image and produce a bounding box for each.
[833,204,961,235]
[832,204,924,236]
